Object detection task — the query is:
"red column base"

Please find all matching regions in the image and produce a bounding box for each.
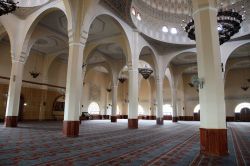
[200,128,228,156]
[63,121,79,137]
[156,118,164,125]
[128,119,138,129]
[4,116,18,127]
[111,116,117,122]
[172,117,178,122]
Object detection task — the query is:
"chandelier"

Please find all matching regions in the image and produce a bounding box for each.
[138,65,153,79]
[106,88,112,92]
[184,2,246,45]
[0,0,18,16]
[29,71,40,78]
[118,77,127,83]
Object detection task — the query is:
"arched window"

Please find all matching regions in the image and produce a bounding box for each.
[235,103,250,113]
[138,105,144,115]
[163,104,173,115]
[88,102,100,115]
[116,106,120,115]
[194,104,200,113]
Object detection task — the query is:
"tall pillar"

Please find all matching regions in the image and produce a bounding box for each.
[39,77,48,121]
[111,85,118,122]
[171,87,178,122]
[63,38,86,137]
[5,60,25,127]
[192,0,227,156]
[128,65,138,129]
[156,78,164,125]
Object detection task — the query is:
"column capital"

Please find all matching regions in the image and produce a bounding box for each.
[68,29,88,47]
[11,51,27,64]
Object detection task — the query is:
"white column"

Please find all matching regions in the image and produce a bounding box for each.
[5,60,25,127]
[171,87,178,122]
[80,67,87,116]
[63,40,85,137]
[111,85,118,122]
[128,65,139,128]
[192,0,227,155]
[156,78,164,124]
[39,76,48,121]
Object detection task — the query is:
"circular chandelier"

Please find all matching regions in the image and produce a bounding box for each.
[0,0,18,16]
[138,66,153,79]
[184,3,245,45]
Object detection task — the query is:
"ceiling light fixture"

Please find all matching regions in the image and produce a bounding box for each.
[162,26,168,33]
[0,0,18,16]
[170,28,178,34]
[131,7,136,16]
[139,65,153,79]
[136,12,141,21]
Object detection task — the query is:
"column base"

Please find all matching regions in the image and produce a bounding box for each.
[111,116,117,122]
[4,116,18,127]
[63,121,79,137]
[156,118,164,125]
[200,128,228,156]
[172,117,178,122]
[128,119,138,129]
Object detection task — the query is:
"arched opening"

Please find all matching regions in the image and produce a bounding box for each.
[193,104,200,121]
[163,104,173,120]
[138,105,144,116]
[21,9,69,121]
[88,102,100,115]
[225,43,250,121]
[52,95,65,120]
[84,14,129,120]
[138,60,152,120]
[0,25,11,122]
[167,51,198,121]
[235,103,250,122]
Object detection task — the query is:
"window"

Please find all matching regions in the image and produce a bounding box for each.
[138,105,144,115]
[194,104,200,113]
[88,102,100,115]
[106,104,112,115]
[116,106,120,115]
[163,104,173,115]
[235,103,250,113]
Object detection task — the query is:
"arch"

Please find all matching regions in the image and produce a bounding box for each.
[235,103,250,113]
[138,105,144,115]
[194,104,200,113]
[221,40,250,68]
[163,48,197,74]
[138,45,159,77]
[22,5,67,58]
[83,14,132,64]
[163,104,173,115]
[88,102,100,115]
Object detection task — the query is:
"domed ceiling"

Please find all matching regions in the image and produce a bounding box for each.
[131,0,250,45]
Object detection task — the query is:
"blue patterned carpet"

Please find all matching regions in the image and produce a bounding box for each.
[0,120,249,166]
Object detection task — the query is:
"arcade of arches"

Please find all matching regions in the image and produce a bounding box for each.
[0,0,250,165]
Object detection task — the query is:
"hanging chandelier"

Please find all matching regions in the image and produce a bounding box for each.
[29,71,40,78]
[0,0,18,16]
[118,77,127,83]
[138,65,153,79]
[183,2,246,45]
[106,88,112,92]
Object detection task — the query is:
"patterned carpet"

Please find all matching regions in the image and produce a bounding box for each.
[0,120,249,166]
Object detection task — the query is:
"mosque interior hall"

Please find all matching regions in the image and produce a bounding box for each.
[0,0,250,165]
